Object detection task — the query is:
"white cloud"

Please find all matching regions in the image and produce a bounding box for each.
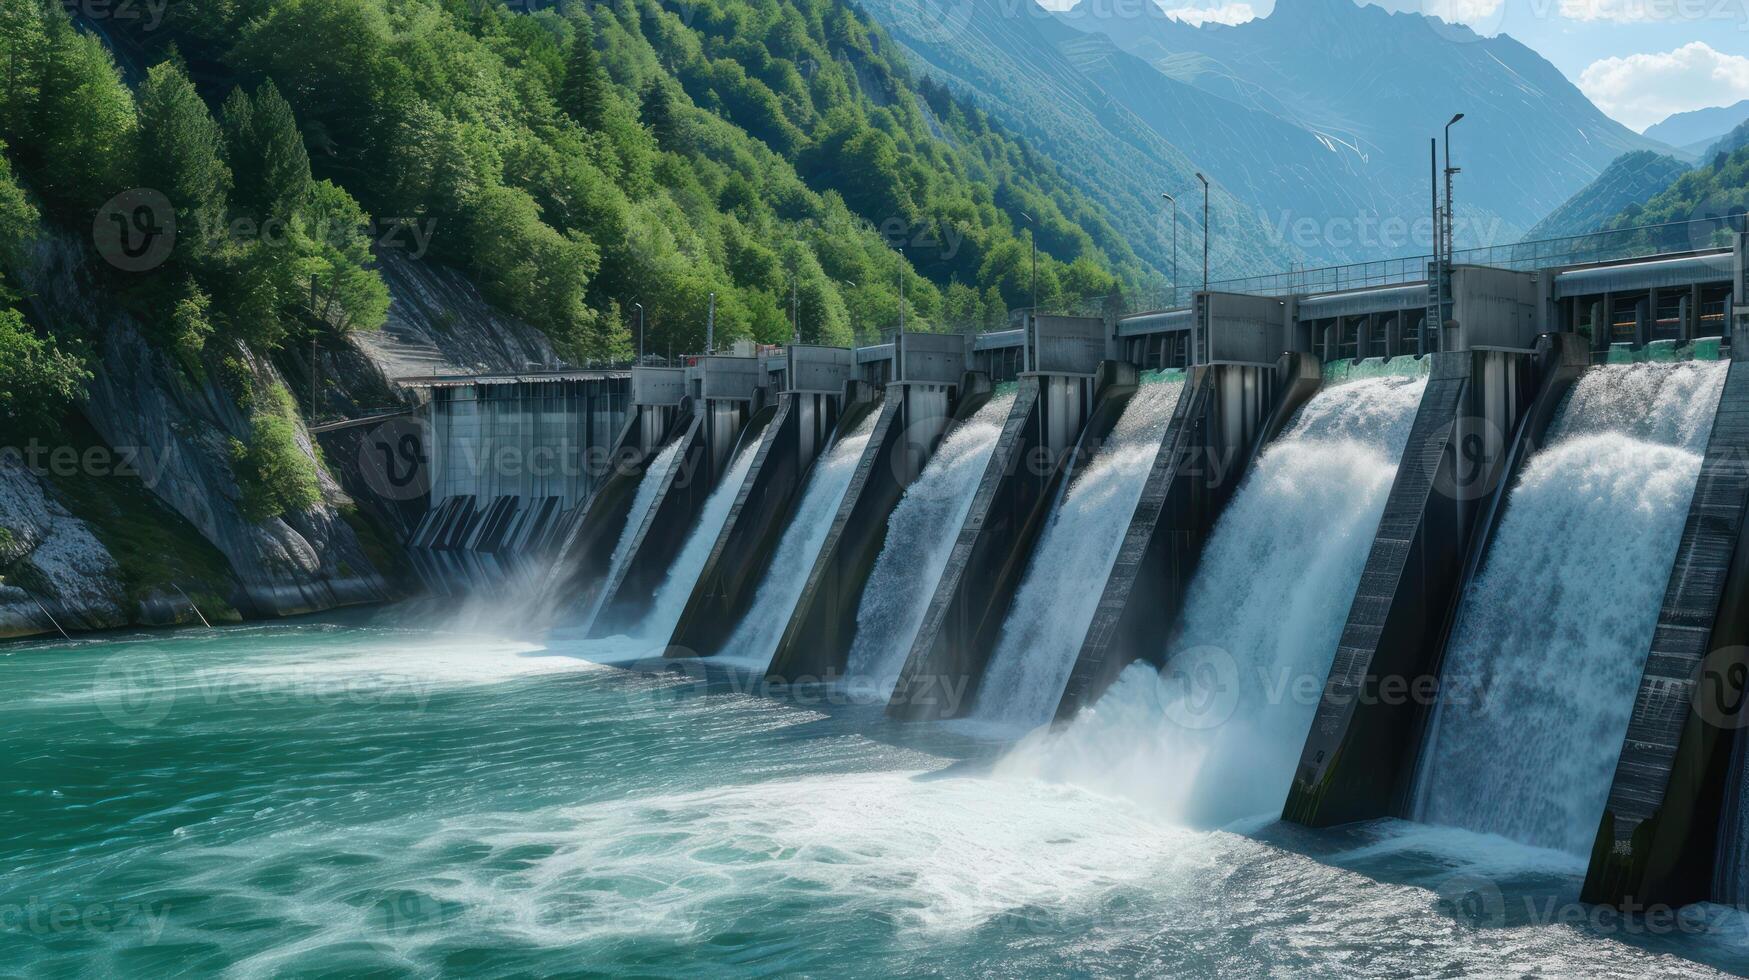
[1579,42,1749,131]
[1161,2,1257,25]
[1559,0,1747,24]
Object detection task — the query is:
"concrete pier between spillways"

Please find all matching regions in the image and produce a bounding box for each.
[887,315,1116,720]
[543,367,690,620]
[1284,267,1577,828]
[587,356,765,636]
[767,333,988,682]
[1056,292,1319,720]
[667,346,863,658]
[1584,333,1749,908]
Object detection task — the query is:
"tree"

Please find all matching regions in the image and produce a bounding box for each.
[641,79,680,151]
[0,308,88,431]
[291,180,387,333]
[136,60,231,252]
[31,12,134,215]
[559,18,607,131]
[225,81,313,224]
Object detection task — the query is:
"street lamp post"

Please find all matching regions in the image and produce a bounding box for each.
[1194,173,1209,293]
[1444,113,1464,262]
[897,246,905,341]
[1019,210,1037,315]
[633,301,644,364]
[1162,191,1177,308]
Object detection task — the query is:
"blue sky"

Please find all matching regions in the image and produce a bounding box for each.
[1063,0,1749,132]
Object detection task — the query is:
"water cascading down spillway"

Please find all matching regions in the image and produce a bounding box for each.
[542,365,691,624]
[1002,366,1429,825]
[1054,292,1322,721]
[1409,355,1731,864]
[1285,328,1586,826]
[667,346,862,658]
[1592,344,1749,909]
[766,332,988,682]
[840,391,1017,703]
[886,315,1115,720]
[968,374,1185,731]
[586,356,767,637]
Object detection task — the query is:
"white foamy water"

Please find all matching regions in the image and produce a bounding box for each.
[969,380,1183,732]
[843,393,1015,701]
[999,374,1428,826]
[713,409,879,670]
[1416,359,1728,855]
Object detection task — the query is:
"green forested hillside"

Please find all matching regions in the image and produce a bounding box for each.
[1603,143,1749,253]
[7,0,1149,382]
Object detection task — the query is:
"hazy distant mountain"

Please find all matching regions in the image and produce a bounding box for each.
[1521,151,1690,242]
[1644,100,1749,155]
[1055,0,1665,252]
[859,0,1301,280]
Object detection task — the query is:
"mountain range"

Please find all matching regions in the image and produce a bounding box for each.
[863,0,1672,274]
[1644,100,1749,157]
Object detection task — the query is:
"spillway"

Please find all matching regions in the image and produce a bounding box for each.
[578,438,686,628]
[968,379,1184,731]
[713,410,880,671]
[613,439,760,644]
[1000,374,1426,826]
[843,392,1016,701]
[1414,359,1729,855]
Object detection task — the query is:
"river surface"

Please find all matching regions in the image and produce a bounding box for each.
[5,612,1749,977]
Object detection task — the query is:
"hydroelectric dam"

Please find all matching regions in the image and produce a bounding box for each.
[387,229,1749,923]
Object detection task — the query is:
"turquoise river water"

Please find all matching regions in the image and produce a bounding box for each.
[7,611,1749,977]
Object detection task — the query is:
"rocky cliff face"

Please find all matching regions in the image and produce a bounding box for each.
[1,232,392,637]
[0,457,127,638]
[1,234,573,639]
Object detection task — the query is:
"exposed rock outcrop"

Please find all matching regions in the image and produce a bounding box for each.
[0,457,128,638]
[16,231,390,622]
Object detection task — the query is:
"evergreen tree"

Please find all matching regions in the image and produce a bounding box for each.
[32,9,134,215]
[136,60,231,251]
[640,79,678,151]
[559,18,606,131]
[237,81,313,224]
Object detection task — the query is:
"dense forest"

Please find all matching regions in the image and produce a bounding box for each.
[0,0,1159,438]
[1604,142,1749,253]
